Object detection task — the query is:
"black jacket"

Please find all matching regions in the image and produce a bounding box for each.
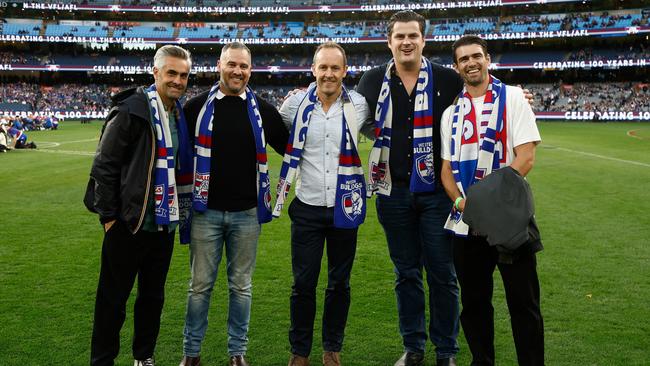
[463,166,543,262]
[84,87,157,234]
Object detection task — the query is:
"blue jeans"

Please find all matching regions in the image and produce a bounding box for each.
[376,187,460,359]
[182,208,261,357]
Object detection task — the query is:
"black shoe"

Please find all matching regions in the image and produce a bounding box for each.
[394,352,424,366]
[436,357,457,366]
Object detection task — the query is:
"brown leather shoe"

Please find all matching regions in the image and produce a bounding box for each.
[179,355,201,366]
[288,354,310,366]
[230,355,250,366]
[322,351,341,366]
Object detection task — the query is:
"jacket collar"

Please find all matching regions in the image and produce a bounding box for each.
[111,86,153,122]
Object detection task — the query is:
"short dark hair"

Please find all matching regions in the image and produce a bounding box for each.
[387,10,426,38]
[452,35,488,64]
[313,41,347,66]
[220,41,251,60]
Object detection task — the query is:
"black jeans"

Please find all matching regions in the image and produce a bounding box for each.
[90,220,174,366]
[453,235,544,366]
[288,199,358,357]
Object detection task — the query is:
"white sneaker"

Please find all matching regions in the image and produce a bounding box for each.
[134,358,155,366]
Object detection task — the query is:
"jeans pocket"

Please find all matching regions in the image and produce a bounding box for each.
[244,207,257,217]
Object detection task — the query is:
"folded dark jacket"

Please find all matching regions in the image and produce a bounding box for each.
[463,166,542,253]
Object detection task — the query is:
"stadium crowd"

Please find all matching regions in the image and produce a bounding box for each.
[567,45,650,62]
[1,8,647,40]
[0,83,112,112]
[1,81,648,115]
[2,45,647,69]
[528,82,650,113]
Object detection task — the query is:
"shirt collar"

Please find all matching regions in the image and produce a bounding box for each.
[216,87,247,100]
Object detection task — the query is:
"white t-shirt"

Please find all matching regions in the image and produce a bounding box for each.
[440,85,541,165]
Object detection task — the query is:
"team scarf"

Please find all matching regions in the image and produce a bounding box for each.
[273,83,366,229]
[192,83,273,224]
[145,84,193,244]
[367,56,436,197]
[443,75,507,236]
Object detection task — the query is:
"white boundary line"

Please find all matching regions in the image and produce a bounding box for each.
[31,149,95,157]
[545,145,650,168]
[32,138,99,154]
[37,142,60,148]
[38,138,99,146]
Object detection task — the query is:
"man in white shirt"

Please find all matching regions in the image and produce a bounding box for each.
[276,41,372,366]
[440,35,544,366]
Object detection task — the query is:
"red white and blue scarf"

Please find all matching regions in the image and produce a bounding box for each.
[444,75,507,236]
[146,84,193,244]
[367,57,435,197]
[273,83,366,229]
[192,83,272,224]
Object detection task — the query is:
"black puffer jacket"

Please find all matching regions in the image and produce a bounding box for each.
[84,87,156,234]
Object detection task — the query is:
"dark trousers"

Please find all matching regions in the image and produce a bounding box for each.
[375,187,459,358]
[288,199,358,357]
[90,220,174,366]
[453,235,544,366]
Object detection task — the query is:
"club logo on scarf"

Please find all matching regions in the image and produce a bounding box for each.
[371,161,388,190]
[155,185,164,213]
[277,177,290,196]
[262,176,272,210]
[167,185,177,216]
[416,153,435,184]
[371,161,386,181]
[194,172,210,205]
[154,184,176,216]
[342,188,364,221]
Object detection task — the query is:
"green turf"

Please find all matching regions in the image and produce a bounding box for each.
[1,121,649,365]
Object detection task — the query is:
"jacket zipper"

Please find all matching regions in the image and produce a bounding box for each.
[134,123,156,233]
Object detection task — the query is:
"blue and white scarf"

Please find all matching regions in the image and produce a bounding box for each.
[367,57,436,197]
[193,83,273,224]
[146,84,193,244]
[273,83,366,229]
[444,75,507,236]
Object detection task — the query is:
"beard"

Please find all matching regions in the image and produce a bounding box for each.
[221,76,246,95]
[463,68,486,87]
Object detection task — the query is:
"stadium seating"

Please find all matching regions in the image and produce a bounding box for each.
[45,25,108,38]
[113,25,174,38]
[259,22,304,38]
[178,24,237,39]
[1,8,646,41]
[430,18,496,36]
[1,23,41,37]
[305,22,365,38]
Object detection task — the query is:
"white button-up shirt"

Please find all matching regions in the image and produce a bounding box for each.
[279,88,372,207]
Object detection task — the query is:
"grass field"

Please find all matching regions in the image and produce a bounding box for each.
[1,121,649,365]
